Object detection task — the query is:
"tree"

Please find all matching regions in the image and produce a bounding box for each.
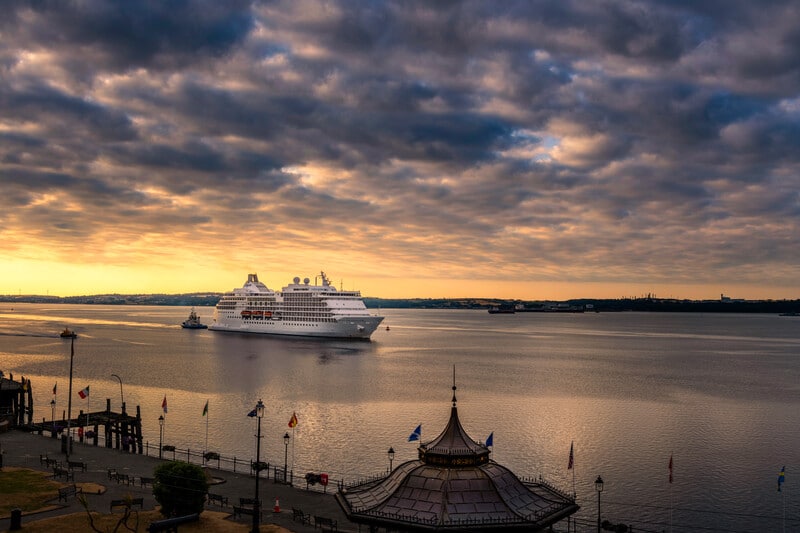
[152,461,208,516]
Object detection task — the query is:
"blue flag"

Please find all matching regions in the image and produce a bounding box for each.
[408,424,421,442]
[486,432,494,447]
[247,408,258,417]
[778,466,785,491]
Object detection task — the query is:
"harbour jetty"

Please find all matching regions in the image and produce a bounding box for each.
[0,373,144,453]
[0,371,33,428]
[28,398,144,454]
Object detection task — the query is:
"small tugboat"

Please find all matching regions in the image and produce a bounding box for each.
[60,328,77,338]
[182,308,208,329]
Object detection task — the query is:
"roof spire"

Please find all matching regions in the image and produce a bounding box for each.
[452,365,457,407]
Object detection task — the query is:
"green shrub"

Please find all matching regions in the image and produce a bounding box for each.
[152,461,208,517]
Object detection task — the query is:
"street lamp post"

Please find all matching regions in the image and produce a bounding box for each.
[595,475,604,533]
[65,336,75,459]
[158,415,164,459]
[50,399,56,435]
[111,374,124,411]
[252,399,265,533]
[283,432,290,483]
[388,447,395,472]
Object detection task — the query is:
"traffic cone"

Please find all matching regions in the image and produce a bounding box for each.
[273,497,281,513]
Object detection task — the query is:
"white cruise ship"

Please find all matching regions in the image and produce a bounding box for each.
[209,272,384,339]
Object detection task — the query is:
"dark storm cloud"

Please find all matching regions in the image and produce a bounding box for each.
[4,0,254,71]
[1,0,799,294]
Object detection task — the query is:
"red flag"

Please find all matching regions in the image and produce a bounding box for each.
[53,382,57,395]
[288,412,298,428]
[568,441,574,470]
[162,395,168,414]
[78,385,89,399]
[669,454,673,483]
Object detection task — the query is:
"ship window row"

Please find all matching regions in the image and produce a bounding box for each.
[237,317,336,323]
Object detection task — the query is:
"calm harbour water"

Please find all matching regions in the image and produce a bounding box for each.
[0,303,798,532]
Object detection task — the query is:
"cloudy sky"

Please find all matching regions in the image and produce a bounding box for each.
[2,1,799,300]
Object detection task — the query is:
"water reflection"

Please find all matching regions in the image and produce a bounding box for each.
[1,305,799,532]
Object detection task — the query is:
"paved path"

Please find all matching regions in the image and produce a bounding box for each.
[0,430,353,532]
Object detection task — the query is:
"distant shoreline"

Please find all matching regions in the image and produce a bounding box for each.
[1,294,799,314]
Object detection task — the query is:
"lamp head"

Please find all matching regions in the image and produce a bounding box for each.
[595,475,604,493]
[284,432,290,444]
[50,399,56,406]
[255,399,265,418]
[388,447,395,459]
[158,415,164,426]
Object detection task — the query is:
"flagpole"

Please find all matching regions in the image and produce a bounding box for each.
[669,453,674,533]
[205,401,209,463]
[670,480,673,533]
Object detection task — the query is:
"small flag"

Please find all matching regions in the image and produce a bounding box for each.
[162,395,168,414]
[247,407,258,417]
[202,400,208,417]
[568,441,574,470]
[778,466,785,492]
[669,454,673,483]
[486,432,494,447]
[53,382,57,395]
[78,385,89,399]
[408,424,421,442]
[288,412,298,428]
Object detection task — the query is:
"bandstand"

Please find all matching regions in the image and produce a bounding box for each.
[336,383,579,532]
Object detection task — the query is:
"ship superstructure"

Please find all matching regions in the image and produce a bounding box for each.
[210,272,383,339]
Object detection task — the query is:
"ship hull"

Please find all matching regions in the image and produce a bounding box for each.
[209,315,383,339]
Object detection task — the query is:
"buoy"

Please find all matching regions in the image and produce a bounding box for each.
[273,497,281,513]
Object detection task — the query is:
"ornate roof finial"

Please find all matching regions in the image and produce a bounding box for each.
[452,365,457,407]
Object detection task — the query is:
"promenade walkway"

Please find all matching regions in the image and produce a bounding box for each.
[0,430,352,532]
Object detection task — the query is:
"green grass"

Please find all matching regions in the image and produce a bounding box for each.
[0,468,60,515]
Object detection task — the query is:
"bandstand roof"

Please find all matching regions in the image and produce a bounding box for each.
[336,385,578,532]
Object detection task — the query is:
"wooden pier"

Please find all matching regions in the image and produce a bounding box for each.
[0,372,33,429]
[1,373,144,453]
[29,398,145,453]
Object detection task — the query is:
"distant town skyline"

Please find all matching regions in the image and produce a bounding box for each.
[2,2,798,301]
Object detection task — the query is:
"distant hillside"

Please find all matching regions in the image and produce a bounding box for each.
[0,293,222,306]
[0,293,798,313]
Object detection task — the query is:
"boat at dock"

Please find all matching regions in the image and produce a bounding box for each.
[209,272,384,339]
[181,308,208,329]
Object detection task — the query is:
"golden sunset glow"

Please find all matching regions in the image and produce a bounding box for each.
[2,2,798,301]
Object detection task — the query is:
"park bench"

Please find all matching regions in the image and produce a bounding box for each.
[207,492,228,507]
[239,497,260,508]
[110,497,144,512]
[68,460,88,471]
[114,472,134,485]
[293,507,311,525]
[233,506,261,520]
[53,466,74,481]
[146,513,199,532]
[140,476,155,487]
[314,516,338,532]
[58,484,80,502]
[45,457,61,468]
[39,453,49,465]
